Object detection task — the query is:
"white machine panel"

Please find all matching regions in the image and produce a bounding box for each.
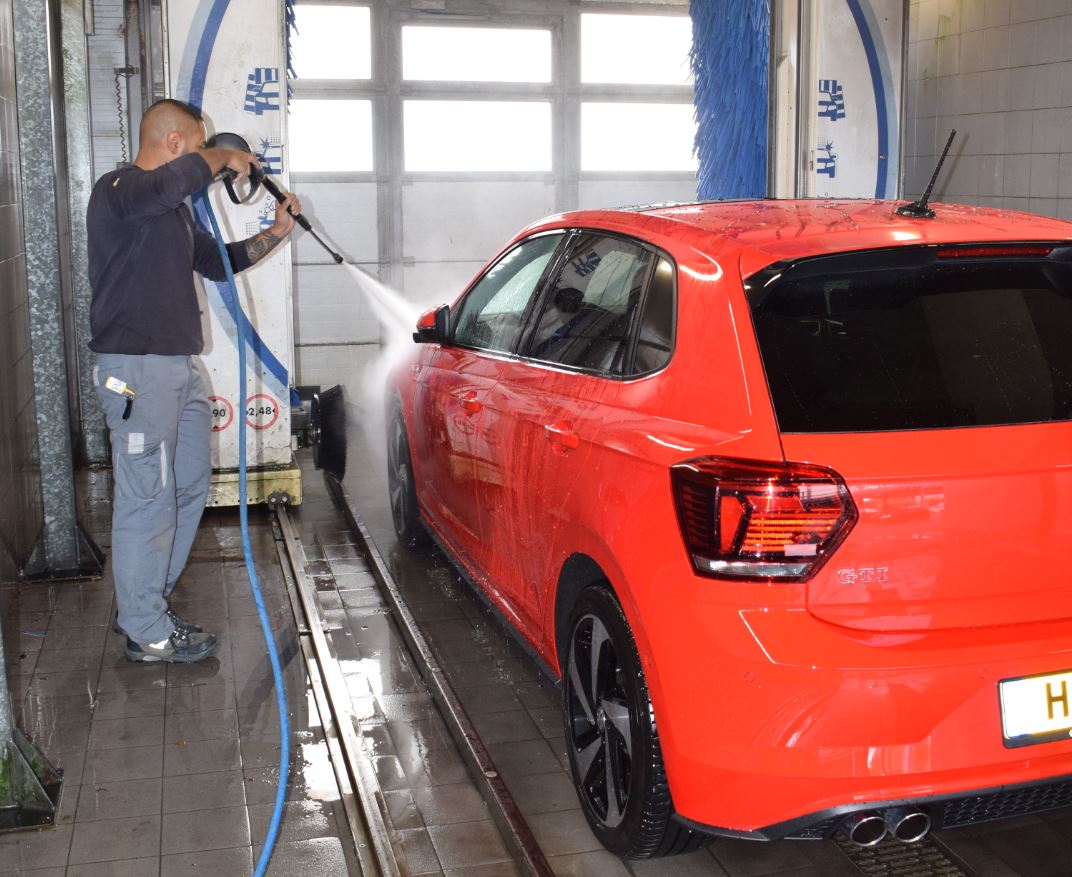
[166,0,295,473]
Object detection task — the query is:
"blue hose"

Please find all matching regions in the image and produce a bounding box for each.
[198,190,289,876]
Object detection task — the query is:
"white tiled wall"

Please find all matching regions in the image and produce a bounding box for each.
[905,0,1072,219]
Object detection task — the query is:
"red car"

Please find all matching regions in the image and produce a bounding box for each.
[386,198,1072,857]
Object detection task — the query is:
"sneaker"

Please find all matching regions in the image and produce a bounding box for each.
[113,608,204,636]
[125,628,219,663]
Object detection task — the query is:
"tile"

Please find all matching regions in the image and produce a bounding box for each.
[83,744,163,784]
[161,845,254,877]
[88,715,165,750]
[247,800,339,845]
[444,865,521,877]
[384,789,425,830]
[65,859,160,877]
[508,771,581,816]
[76,776,162,822]
[166,681,236,713]
[549,850,631,876]
[487,738,563,780]
[164,708,240,744]
[527,810,603,857]
[398,828,443,874]
[27,668,101,699]
[627,848,729,875]
[33,646,104,673]
[163,768,247,813]
[69,814,162,864]
[96,660,167,692]
[427,819,513,869]
[94,688,166,719]
[711,837,824,877]
[254,836,350,876]
[164,738,242,776]
[161,804,252,855]
[471,709,542,745]
[414,782,491,826]
[0,824,74,870]
[38,626,108,652]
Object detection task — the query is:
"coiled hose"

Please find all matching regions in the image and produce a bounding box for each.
[198,190,289,876]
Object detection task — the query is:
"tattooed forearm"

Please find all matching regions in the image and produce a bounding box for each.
[244,230,282,265]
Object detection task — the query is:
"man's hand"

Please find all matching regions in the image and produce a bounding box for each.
[269,191,303,237]
[200,147,260,180]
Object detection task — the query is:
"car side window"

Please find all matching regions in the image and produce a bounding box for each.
[526,234,653,374]
[452,234,563,353]
[633,256,676,374]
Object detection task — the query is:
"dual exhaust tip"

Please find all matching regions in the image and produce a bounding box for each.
[843,807,931,847]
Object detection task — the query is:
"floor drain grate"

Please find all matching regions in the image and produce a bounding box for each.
[835,835,970,877]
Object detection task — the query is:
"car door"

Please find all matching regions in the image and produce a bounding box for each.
[474,232,676,636]
[412,231,567,581]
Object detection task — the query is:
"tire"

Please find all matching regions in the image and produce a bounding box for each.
[386,404,427,545]
[563,586,703,858]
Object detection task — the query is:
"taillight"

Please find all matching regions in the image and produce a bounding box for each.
[670,457,857,582]
[936,245,1053,258]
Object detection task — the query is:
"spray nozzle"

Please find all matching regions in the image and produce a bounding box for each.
[205,131,345,264]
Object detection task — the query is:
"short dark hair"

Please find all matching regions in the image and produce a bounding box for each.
[144,98,203,123]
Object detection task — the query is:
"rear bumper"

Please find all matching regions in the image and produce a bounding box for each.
[641,583,1072,831]
[673,771,1072,841]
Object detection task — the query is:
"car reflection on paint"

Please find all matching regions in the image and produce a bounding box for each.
[387,199,1072,857]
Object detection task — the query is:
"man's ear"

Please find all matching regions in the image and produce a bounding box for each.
[165,129,183,155]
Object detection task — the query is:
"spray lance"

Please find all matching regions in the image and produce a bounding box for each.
[206,131,344,263]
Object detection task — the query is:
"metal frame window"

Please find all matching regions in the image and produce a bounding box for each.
[289,0,694,288]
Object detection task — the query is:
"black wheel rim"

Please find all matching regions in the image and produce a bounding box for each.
[566,613,633,829]
[387,417,412,535]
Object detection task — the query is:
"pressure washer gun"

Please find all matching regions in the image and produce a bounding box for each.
[206,132,344,264]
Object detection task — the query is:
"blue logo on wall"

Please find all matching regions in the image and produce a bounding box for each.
[570,251,602,277]
[244,68,280,115]
[818,79,846,121]
[817,141,838,178]
[257,136,283,176]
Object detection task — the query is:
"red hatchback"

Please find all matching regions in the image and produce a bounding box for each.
[386,199,1072,857]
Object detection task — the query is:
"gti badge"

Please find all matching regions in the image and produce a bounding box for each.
[836,567,889,585]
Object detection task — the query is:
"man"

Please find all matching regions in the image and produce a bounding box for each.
[87,98,302,663]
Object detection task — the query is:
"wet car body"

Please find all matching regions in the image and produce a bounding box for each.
[387,198,1072,854]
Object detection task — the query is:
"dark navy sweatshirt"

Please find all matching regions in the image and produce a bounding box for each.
[87,152,253,355]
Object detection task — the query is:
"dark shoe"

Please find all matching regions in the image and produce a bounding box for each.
[114,608,203,636]
[125,628,219,663]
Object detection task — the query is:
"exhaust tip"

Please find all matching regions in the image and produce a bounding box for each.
[843,811,887,847]
[886,807,931,844]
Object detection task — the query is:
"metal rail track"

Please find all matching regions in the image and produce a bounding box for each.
[272,503,408,877]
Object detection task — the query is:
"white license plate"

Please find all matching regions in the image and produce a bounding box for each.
[1000,670,1072,748]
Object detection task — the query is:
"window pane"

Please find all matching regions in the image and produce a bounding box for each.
[290,5,371,79]
[581,13,693,85]
[289,100,373,171]
[403,26,551,82]
[634,257,676,373]
[582,103,697,172]
[528,235,652,374]
[404,101,551,171]
[453,234,563,352]
[749,248,1072,432]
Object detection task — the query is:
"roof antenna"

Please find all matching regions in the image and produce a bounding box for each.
[896,129,956,219]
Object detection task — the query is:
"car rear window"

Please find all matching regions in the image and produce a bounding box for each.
[746,244,1072,432]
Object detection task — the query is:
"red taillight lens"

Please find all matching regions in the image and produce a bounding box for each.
[936,245,1053,258]
[670,457,857,581]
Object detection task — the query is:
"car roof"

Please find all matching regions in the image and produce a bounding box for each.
[544,199,1072,265]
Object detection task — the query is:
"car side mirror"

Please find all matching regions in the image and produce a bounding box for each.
[414,304,450,344]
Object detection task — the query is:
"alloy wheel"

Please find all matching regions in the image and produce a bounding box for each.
[566,613,634,828]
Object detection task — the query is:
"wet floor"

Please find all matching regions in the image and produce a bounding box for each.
[338,402,1072,877]
[0,468,356,876]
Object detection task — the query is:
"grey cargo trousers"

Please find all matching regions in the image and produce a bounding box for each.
[94,353,211,644]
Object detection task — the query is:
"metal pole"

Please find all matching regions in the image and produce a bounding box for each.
[12,0,82,573]
[0,619,12,750]
[61,0,108,464]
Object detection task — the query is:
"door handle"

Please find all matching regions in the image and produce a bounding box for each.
[544,420,579,451]
[461,390,482,416]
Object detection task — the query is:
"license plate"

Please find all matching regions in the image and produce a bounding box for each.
[1000,669,1072,748]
